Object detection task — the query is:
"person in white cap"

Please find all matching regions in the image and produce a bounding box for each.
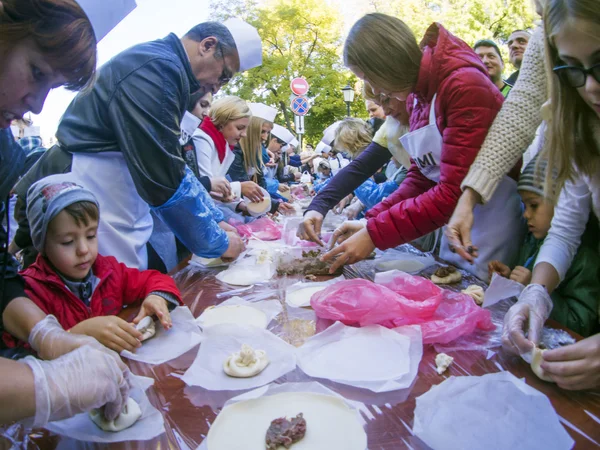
[264,124,301,191]
[14,17,263,272]
[0,0,134,427]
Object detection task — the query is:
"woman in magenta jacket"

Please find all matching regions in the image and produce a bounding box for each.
[322,13,524,280]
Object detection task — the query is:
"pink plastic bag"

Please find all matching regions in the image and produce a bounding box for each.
[234,217,282,241]
[310,272,493,344]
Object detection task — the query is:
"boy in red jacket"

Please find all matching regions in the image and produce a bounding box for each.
[5,179,182,354]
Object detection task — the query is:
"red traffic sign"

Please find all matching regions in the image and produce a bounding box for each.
[290,96,310,116]
[290,77,309,96]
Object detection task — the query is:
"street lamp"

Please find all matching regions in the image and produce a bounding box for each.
[341,83,355,117]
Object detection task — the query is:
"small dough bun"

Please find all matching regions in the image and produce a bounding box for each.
[431,270,462,285]
[202,305,269,329]
[89,397,142,432]
[135,316,156,341]
[461,285,485,305]
[435,353,454,374]
[223,344,270,378]
[531,346,554,382]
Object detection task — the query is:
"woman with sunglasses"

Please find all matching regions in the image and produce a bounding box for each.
[502,0,600,391]
[0,0,132,426]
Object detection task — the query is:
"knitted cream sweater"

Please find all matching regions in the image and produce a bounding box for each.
[461,26,548,203]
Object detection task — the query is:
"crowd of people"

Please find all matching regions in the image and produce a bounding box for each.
[0,0,598,429]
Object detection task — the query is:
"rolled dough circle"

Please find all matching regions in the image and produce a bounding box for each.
[89,397,142,432]
[206,392,367,450]
[202,305,268,329]
[531,347,554,382]
[287,286,327,308]
[245,197,271,216]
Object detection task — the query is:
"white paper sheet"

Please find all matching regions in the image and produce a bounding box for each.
[45,375,165,443]
[297,322,423,392]
[196,382,367,450]
[195,296,282,329]
[181,323,296,391]
[215,258,275,286]
[483,273,525,308]
[121,307,202,364]
[413,371,574,450]
[285,276,345,308]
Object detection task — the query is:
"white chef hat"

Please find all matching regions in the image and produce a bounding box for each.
[316,142,331,154]
[223,18,263,72]
[76,0,137,42]
[248,103,278,122]
[321,121,342,146]
[271,124,295,144]
[290,138,299,148]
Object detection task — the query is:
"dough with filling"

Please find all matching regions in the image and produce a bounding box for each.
[431,266,462,284]
[223,344,270,377]
[89,397,142,432]
[531,346,553,382]
[202,305,268,329]
[461,285,485,305]
[375,259,425,273]
[435,353,454,374]
[135,316,156,341]
[287,285,327,308]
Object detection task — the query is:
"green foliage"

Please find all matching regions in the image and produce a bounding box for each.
[209,0,366,145]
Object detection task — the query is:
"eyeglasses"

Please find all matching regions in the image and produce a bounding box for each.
[217,45,233,86]
[553,63,600,88]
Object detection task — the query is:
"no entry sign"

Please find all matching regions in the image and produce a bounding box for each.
[290,77,309,96]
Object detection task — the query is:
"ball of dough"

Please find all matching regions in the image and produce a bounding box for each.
[223,344,270,378]
[135,316,156,342]
[89,397,142,432]
[461,285,485,305]
[531,346,554,382]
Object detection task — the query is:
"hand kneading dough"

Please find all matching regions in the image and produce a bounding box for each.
[202,305,268,329]
[461,285,485,305]
[89,397,142,432]
[223,344,270,377]
[531,346,554,382]
[135,316,156,341]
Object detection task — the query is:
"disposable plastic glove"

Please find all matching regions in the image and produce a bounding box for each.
[23,345,130,427]
[501,284,553,360]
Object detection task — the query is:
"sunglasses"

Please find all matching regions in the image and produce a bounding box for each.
[217,45,233,85]
[553,63,600,88]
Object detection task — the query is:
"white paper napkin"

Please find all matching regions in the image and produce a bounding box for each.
[45,375,165,443]
[296,322,423,392]
[181,323,296,391]
[121,306,202,365]
[215,259,275,286]
[285,276,345,308]
[195,296,282,329]
[413,371,574,450]
[483,273,525,308]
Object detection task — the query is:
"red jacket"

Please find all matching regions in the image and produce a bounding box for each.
[3,254,182,347]
[366,23,504,249]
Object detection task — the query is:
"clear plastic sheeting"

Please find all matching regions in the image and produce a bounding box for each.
[121,307,202,365]
[297,323,422,392]
[413,372,575,450]
[44,376,165,444]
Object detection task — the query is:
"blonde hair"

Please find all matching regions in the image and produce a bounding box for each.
[209,96,251,129]
[542,0,600,195]
[344,13,422,94]
[362,81,380,103]
[239,116,265,178]
[334,118,373,157]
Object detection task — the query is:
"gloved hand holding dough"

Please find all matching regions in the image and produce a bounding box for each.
[223,344,269,378]
[89,397,142,432]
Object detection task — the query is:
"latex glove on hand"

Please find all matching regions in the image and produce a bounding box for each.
[297,210,325,246]
[501,284,553,360]
[343,200,364,220]
[23,345,131,427]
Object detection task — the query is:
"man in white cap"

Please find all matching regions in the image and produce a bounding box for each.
[15,17,263,271]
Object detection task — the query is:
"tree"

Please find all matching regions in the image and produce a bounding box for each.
[209,0,366,146]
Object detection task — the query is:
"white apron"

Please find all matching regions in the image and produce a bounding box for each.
[70,152,153,270]
[399,95,524,280]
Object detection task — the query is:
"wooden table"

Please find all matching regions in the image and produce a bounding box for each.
[6,252,600,450]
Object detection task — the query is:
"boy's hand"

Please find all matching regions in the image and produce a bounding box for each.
[71,316,142,353]
[488,260,511,280]
[510,266,532,285]
[134,295,172,331]
[542,334,600,390]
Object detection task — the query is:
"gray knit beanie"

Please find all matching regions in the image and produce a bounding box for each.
[26,177,99,253]
[517,154,557,199]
